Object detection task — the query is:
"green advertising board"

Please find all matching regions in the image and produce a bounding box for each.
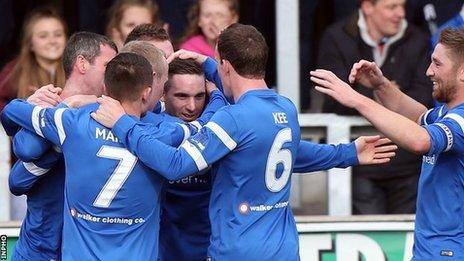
[297,218,414,261]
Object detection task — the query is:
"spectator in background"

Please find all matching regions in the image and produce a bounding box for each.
[317,0,433,214]
[0,7,67,111]
[106,0,161,51]
[179,0,239,57]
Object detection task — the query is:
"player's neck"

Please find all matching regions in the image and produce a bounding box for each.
[61,77,96,99]
[232,78,267,102]
[121,101,142,119]
[447,89,464,109]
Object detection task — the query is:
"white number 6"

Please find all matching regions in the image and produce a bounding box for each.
[265,128,292,192]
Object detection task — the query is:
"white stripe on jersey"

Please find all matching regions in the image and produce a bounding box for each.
[190,120,202,131]
[444,113,464,133]
[178,123,191,143]
[422,108,433,125]
[181,140,208,171]
[23,162,50,176]
[54,108,67,145]
[206,122,237,151]
[438,106,445,117]
[32,106,45,138]
[435,123,453,152]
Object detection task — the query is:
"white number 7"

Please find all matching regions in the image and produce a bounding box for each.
[93,145,138,208]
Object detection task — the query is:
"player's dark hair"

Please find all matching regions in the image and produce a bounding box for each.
[104,52,153,102]
[125,23,170,44]
[63,32,117,79]
[217,23,268,79]
[438,28,464,69]
[165,58,204,92]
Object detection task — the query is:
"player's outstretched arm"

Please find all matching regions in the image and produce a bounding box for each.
[354,136,397,165]
[92,96,234,180]
[2,99,67,147]
[349,60,427,121]
[293,136,396,172]
[293,141,358,173]
[311,69,431,154]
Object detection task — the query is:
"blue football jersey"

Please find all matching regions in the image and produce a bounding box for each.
[9,150,64,261]
[157,110,212,261]
[2,94,227,260]
[413,104,464,260]
[113,89,303,260]
[3,101,190,260]
[2,109,64,261]
[157,89,227,261]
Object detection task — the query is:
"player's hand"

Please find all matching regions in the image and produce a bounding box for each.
[167,49,208,64]
[63,95,98,108]
[310,69,361,109]
[355,135,397,165]
[27,84,62,107]
[205,80,218,95]
[91,95,126,128]
[349,60,388,90]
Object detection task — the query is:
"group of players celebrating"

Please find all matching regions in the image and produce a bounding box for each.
[1,22,462,261]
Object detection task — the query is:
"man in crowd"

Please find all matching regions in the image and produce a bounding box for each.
[317,0,433,214]
[311,27,464,260]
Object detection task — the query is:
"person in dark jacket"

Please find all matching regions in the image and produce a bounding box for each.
[317,0,433,214]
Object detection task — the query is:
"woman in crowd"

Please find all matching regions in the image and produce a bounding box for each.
[179,0,239,57]
[0,8,67,110]
[106,0,162,50]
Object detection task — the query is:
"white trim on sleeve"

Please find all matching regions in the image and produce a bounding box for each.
[22,162,49,176]
[205,122,237,151]
[181,140,208,171]
[54,108,67,145]
[31,106,44,138]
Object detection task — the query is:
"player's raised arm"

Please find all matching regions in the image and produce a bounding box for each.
[311,69,431,154]
[92,95,237,180]
[349,60,428,121]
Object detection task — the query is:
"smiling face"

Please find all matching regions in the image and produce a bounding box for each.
[363,0,406,39]
[426,43,459,103]
[30,17,66,63]
[198,0,238,43]
[164,73,206,122]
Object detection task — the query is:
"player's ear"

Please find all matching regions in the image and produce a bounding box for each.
[459,66,464,83]
[75,55,87,74]
[141,86,152,102]
[102,84,107,96]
